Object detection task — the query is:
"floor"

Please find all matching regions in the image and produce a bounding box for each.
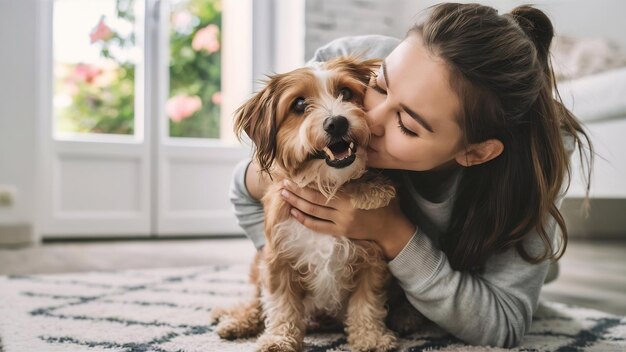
[0,237,257,275]
[540,239,626,315]
[0,237,625,316]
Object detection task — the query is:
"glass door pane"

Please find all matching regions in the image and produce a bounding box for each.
[53,0,138,137]
[167,0,222,139]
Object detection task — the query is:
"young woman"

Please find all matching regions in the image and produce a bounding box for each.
[230,3,592,348]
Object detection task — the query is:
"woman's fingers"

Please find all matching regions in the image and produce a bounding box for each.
[280,179,356,235]
[289,208,338,236]
[281,189,336,221]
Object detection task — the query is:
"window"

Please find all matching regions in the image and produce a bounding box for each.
[168,0,222,139]
[53,0,140,137]
[53,0,223,140]
[39,0,302,237]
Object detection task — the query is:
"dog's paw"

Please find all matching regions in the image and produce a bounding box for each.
[211,304,264,340]
[348,329,397,352]
[348,179,396,210]
[256,333,301,352]
[209,307,228,325]
[215,315,262,340]
[215,318,242,340]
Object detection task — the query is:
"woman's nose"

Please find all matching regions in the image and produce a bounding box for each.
[366,100,387,137]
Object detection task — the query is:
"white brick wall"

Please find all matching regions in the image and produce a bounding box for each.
[304,0,420,59]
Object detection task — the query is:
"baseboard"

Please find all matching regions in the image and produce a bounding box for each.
[0,201,620,245]
[562,198,626,239]
[0,223,36,247]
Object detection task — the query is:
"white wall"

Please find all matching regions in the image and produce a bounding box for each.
[407,0,626,47]
[305,0,626,52]
[0,0,39,242]
[304,0,410,59]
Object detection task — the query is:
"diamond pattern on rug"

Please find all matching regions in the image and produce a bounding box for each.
[0,265,624,352]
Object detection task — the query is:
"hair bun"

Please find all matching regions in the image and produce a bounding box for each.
[510,5,554,63]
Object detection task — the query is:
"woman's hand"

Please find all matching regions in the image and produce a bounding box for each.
[280,179,416,259]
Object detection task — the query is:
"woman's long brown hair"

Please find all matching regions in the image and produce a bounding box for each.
[410,3,593,271]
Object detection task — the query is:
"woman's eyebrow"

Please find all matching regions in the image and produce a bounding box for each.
[400,104,434,133]
[382,60,435,133]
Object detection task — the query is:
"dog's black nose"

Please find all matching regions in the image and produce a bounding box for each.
[323,116,349,137]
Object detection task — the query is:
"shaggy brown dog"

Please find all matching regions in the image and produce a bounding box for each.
[211,57,422,352]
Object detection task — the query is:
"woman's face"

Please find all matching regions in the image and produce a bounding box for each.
[364,34,465,171]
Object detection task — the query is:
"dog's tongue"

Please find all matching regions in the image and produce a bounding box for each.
[323,145,352,161]
[334,149,350,160]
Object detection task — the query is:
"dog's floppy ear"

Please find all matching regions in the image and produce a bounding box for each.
[326,56,382,86]
[233,81,279,175]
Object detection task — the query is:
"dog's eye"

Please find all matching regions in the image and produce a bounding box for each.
[340,87,353,101]
[292,97,307,114]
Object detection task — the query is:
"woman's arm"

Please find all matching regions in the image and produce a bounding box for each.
[388,220,556,348]
[395,132,577,347]
[244,159,271,201]
[229,159,268,249]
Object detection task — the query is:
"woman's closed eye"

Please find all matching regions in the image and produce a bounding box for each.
[397,112,418,137]
[368,72,418,137]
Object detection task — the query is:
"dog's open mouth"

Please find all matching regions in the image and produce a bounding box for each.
[310,139,358,168]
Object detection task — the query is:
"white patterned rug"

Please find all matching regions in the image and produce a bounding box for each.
[0,264,624,352]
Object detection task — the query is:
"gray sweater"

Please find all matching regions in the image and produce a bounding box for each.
[229,35,574,348]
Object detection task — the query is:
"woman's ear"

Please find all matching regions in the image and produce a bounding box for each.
[455,139,504,167]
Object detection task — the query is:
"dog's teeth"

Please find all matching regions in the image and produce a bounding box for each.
[323,146,335,161]
[349,142,354,149]
[348,148,352,157]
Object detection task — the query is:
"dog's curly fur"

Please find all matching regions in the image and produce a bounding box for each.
[210,57,424,352]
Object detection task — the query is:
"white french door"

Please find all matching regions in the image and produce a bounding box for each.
[38,0,254,238]
[152,0,250,236]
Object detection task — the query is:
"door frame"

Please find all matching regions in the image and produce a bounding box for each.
[36,0,305,238]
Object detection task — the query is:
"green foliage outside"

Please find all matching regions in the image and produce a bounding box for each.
[54,0,222,138]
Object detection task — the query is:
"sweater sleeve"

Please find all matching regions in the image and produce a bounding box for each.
[306,35,401,64]
[387,132,577,347]
[388,225,553,347]
[229,158,266,249]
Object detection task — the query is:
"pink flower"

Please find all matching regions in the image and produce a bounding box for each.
[92,60,118,87]
[211,91,222,105]
[166,95,202,122]
[191,24,220,53]
[73,64,102,83]
[90,17,114,44]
